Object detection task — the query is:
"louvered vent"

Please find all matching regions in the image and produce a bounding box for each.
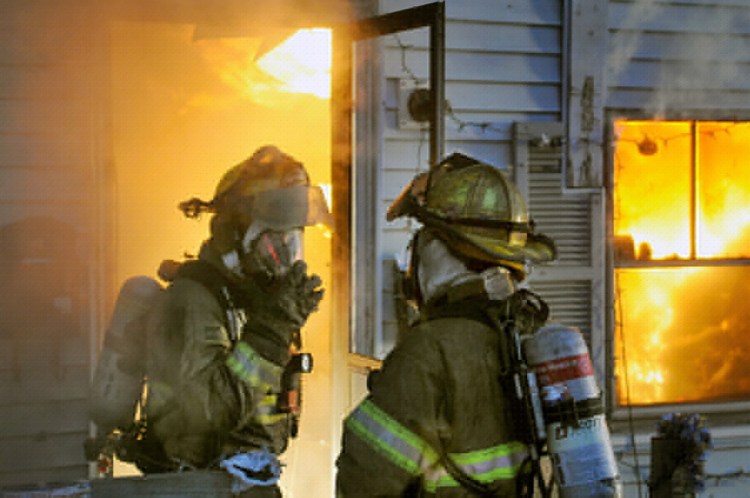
[527,148,592,267]
[530,280,592,345]
[522,137,597,348]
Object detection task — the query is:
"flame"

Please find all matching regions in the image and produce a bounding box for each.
[614,120,750,405]
[316,182,333,239]
[257,28,332,99]
[196,28,332,106]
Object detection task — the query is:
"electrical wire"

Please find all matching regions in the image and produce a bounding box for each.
[392,34,506,136]
[392,34,421,86]
[615,273,644,498]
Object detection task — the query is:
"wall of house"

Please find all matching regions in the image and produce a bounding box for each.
[601,1,750,496]
[366,1,750,497]
[0,1,111,490]
[605,0,750,117]
[370,0,566,356]
[4,0,750,495]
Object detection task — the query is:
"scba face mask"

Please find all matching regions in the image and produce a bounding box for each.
[242,228,304,279]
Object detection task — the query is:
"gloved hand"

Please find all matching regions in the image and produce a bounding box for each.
[241,261,324,365]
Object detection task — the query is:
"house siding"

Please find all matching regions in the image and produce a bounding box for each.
[0,2,110,489]
[369,1,750,497]
[606,0,750,115]
[372,0,564,356]
[603,1,750,496]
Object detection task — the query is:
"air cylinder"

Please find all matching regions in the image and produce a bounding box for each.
[89,276,162,433]
[524,323,623,498]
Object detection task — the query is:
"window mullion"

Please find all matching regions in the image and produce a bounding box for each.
[690,120,697,260]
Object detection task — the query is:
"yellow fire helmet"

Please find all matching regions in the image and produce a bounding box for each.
[387,152,556,266]
[180,145,333,232]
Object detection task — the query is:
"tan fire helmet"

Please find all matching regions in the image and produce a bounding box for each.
[179,145,333,253]
[387,152,556,266]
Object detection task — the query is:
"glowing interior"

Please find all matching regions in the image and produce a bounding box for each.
[257,29,332,99]
[614,120,750,405]
[111,23,334,495]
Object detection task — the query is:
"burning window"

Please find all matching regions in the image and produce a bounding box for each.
[613,119,750,406]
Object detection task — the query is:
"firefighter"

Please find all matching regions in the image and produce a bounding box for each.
[137,146,331,495]
[335,152,556,497]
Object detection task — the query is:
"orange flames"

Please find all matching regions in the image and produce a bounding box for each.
[256,28,332,99]
[196,28,332,105]
[191,27,334,232]
[614,120,750,405]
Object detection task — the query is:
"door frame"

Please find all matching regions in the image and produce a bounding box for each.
[329,0,446,468]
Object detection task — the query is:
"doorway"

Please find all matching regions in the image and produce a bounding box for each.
[110,20,333,496]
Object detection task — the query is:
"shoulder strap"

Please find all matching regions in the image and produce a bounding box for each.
[175,260,249,341]
[435,289,549,498]
[484,289,549,334]
[175,260,241,310]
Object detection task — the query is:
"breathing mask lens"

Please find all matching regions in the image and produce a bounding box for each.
[249,229,304,278]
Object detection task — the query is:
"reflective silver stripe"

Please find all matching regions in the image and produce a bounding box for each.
[226,342,282,391]
[345,399,438,476]
[423,442,529,493]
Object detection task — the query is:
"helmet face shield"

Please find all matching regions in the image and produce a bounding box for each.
[247,185,333,231]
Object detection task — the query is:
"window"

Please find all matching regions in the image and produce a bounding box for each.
[613,120,750,406]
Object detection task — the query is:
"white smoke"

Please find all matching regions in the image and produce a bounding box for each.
[607,0,750,117]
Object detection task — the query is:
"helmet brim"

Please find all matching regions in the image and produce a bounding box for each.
[386,172,429,222]
[442,225,557,265]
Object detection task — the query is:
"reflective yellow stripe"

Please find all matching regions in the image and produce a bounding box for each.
[422,442,529,493]
[253,393,288,426]
[346,399,438,475]
[346,400,529,493]
[226,342,283,391]
[256,412,288,425]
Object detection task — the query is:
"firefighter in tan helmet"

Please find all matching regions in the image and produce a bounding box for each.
[336,152,556,497]
[122,146,329,495]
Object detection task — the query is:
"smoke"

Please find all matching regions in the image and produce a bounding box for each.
[607,0,750,117]
[607,0,662,81]
[104,0,357,30]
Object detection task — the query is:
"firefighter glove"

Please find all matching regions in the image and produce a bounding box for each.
[242,261,324,365]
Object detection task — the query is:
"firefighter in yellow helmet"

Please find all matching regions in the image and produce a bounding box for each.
[336,152,556,497]
[138,146,330,496]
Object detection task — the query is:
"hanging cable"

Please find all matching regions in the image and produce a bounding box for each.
[392,33,422,86]
[393,34,509,136]
[615,273,644,498]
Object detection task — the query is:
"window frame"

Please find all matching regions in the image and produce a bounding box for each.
[606,112,750,422]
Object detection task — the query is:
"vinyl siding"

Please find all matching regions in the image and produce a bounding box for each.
[368,0,564,359]
[0,2,109,489]
[606,0,750,114]
[603,2,750,496]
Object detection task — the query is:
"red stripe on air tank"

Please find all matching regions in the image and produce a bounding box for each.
[534,353,593,385]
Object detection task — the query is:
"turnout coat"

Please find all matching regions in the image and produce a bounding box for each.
[143,246,292,470]
[336,291,533,497]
